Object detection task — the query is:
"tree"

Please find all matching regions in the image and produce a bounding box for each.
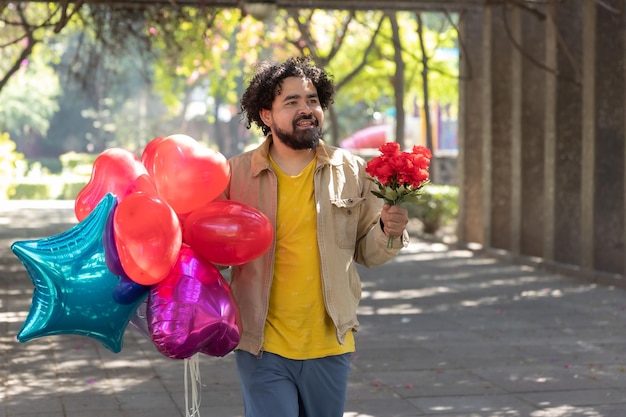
[148,7,284,156]
[388,11,407,150]
[1,3,460,159]
[0,54,60,156]
[0,2,80,91]
[283,9,385,145]
[412,11,460,151]
[416,12,432,151]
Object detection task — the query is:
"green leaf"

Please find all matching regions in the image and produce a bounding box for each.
[371,190,386,199]
[400,194,422,205]
[384,187,398,201]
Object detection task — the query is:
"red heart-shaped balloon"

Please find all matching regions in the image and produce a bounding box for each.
[140,136,166,178]
[114,192,182,286]
[183,200,274,266]
[151,134,231,215]
[75,148,154,222]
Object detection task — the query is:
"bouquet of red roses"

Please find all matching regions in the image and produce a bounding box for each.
[365,142,432,247]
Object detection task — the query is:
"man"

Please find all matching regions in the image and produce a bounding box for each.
[221,56,409,417]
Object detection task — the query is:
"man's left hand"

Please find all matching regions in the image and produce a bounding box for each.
[380,204,409,238]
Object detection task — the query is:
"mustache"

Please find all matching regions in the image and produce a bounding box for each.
[294,114,318,125]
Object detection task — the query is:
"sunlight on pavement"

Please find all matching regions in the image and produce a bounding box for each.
[362,286,455,300]
[0,311,28,323]
[0,200,75,210]
[532,405,603,416]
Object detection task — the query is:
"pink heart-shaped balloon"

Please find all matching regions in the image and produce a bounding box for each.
[75,148,155,222]
[151,134,231,215]
[147,245,241,359]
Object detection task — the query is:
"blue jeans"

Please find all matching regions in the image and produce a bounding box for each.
[235,350,351,417]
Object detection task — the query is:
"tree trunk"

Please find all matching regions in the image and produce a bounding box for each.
[388,12,406,150]
[416,13,433,151]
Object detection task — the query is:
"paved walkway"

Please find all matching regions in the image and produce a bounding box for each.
[1,201,626,417]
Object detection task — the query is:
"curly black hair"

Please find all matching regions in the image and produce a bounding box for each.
[240,56,335,136]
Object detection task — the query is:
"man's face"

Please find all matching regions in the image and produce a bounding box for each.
[261,76,324,150]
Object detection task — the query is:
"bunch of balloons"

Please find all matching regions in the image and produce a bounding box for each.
[11,134,274,359]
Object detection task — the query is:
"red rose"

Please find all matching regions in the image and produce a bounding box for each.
[365,142,431,248]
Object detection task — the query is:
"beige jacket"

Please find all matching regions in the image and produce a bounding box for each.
[222,137,409,355]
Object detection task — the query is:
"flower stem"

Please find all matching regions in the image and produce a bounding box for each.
[387,235,394,249]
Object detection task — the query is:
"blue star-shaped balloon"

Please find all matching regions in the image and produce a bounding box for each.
[11,193,147,353]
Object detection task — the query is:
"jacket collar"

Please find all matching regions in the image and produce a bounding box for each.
[249,135,342,177]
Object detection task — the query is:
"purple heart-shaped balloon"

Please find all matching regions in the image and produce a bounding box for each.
[102,199,125,277]
[147,245,241,359]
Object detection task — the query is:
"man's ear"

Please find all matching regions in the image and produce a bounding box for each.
[260,108,271,127]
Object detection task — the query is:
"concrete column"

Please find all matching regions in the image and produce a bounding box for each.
[457,14,467,244]
[553,1,583,266]
[543,4,557,261]
[622,2,626,276]
[520,5,546,258]
[580,0,595,270]
[490,5,513,251]
[481,6,493,248]
[457,0,625,279]
[458,8,484,245]
[510,5,521,255]
[593,1,624,274]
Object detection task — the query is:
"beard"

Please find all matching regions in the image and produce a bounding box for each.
[273,115,322,150]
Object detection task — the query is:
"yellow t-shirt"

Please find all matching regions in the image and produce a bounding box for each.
[264,155,355,359]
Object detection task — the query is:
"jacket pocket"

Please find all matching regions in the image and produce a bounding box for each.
[331,197,365,249]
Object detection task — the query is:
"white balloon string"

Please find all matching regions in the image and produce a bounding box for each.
[184,354,202,417]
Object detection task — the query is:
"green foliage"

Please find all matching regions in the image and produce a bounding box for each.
[59,152,97,175]
[0,133,24,199]
[3,150,91,200]
[0,132,23,174]
[46,24,169,154]
[9,183,51,200]
[33,157,62,174]
[58,152,93,198]
[7,177,88,200]
[60,181,89,200]
[1,5,459,161]
[0,3,63,74]
[0,57,60,139]
[406,184,458,234]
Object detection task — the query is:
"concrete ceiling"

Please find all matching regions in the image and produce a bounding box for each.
[23,0,487,11]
